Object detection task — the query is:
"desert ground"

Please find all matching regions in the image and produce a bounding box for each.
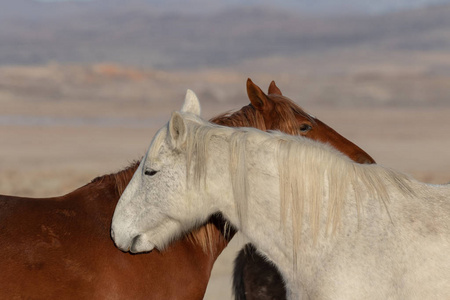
[1,65,449,299]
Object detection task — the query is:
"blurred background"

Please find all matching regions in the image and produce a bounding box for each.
[1,0,449,298]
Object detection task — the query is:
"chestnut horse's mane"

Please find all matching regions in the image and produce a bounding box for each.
[210,105,267,130]
[90,161,140,197]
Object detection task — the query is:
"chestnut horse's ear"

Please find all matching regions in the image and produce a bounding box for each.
[169,111,187,149]
[181,89,201,116]
[246,78,273,112]
[268,81,282,95]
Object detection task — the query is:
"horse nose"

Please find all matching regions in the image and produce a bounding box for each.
[130,235,141,253]
[110,228,115,240]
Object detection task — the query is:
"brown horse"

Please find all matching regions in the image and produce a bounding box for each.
[0,164,222,299]
[0,79,374,299]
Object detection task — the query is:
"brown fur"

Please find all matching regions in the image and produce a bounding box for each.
[0,163,217,299]
[211,105,267,130]
[90,160,140,196]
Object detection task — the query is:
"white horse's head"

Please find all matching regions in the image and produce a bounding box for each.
[111,90,210,253]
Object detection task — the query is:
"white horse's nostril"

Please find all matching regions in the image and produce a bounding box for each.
[110,228,115,240]
[130,235,141,252]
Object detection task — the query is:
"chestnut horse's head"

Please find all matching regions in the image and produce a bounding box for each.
[212,78,375,165]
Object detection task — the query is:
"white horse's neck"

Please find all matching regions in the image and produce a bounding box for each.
[196,128,413,298]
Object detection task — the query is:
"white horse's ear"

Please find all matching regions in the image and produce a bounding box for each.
[181,89,201,116]
[169,111,187,148]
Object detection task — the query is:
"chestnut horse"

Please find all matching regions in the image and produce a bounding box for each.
[0,79,374,299]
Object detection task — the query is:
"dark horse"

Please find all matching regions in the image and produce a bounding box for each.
[0,79,374,299]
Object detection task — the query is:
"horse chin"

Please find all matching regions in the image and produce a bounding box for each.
[130,234,155,254]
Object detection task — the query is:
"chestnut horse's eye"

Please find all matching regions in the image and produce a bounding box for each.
[144,169,158,176]
[299,124,312,133]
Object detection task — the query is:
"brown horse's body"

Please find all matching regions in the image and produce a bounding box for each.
[0,165,224,299]
[0,79,374,299]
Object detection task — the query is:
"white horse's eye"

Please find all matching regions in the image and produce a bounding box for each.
[144,169,158,176]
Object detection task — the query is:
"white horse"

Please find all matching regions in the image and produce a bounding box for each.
[111,91,450,300]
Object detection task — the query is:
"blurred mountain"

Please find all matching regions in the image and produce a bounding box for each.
[22,0,450,15]
[1,0,450,69]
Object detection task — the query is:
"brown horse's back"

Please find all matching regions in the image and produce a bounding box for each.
[0,181,214,299]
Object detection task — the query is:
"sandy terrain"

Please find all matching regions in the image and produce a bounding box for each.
[1,67,449,299]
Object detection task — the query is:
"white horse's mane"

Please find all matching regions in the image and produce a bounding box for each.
[164,115,415,261]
